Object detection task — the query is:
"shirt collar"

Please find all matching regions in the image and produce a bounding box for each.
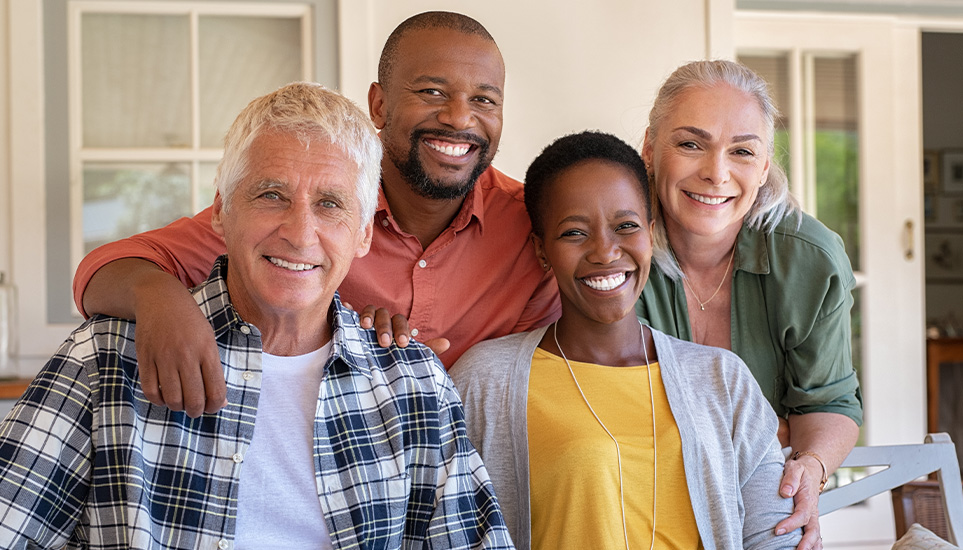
[734,223,771,276]
[194,255,375,378]
[375,173,488,234]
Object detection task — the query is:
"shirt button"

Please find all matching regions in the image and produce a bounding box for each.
[241,371,254,381]
[418,259,427,268]
[232,453,243,463]
[218,539,229,549]
[381,218,389,227]
[410,328,419,337]
[239,326,251,335]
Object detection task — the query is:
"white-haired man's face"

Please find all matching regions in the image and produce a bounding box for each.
[212,130,372,336]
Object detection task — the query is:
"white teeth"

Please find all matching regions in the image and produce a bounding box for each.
[686,191,728,205]
[425,140,470,157]
[269,257,317,271]
[583,272,626,291]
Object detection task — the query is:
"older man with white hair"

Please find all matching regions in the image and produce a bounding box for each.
[0,82,512,550]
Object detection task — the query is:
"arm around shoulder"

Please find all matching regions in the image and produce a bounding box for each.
[73,206,224,317]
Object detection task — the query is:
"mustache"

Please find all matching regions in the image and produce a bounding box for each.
[411,128,488,149]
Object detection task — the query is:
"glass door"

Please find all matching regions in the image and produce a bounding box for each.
[737,12,925,547]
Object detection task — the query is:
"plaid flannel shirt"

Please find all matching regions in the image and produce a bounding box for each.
[0,256,513,550]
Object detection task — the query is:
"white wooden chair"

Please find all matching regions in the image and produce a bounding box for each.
[818,433,963,544]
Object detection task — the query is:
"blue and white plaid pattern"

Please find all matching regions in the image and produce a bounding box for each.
[0,256,512,550]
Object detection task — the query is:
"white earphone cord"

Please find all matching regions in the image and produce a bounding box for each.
[554,320,656,550]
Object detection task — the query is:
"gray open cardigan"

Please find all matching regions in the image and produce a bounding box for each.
[449,325,802,549]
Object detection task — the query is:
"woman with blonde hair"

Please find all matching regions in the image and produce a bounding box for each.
[637,59,861,548]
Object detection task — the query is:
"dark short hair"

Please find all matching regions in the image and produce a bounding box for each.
[524,131,650,237]
[378,11,496,87]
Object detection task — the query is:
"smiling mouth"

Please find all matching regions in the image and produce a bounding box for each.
[268,256,319,272]
[423,138,473,158]
[581,272,627,291]
[685,191,731,205]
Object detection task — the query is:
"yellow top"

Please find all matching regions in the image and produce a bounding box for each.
[527,348,702,550]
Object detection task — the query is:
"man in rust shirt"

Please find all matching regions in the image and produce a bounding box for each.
[73,11,561,417]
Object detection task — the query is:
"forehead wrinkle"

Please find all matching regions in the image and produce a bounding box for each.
[251,179,287,192]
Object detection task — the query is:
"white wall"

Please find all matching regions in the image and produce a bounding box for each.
[0,0,729,361]
[339,0,728,181]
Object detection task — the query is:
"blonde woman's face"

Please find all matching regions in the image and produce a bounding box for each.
[642,84,771,243]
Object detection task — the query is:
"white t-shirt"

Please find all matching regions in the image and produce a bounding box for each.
[234,342,333,549]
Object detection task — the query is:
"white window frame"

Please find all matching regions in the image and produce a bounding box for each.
[67,1,314,287]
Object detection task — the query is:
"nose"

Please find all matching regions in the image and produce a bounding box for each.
[277,201,319,249]
[436,96,475,131]
[699,150,730,186]
[587,232,621,265]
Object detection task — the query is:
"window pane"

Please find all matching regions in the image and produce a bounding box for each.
[198,161,219,210]
[83,163,192,253]
[82,14,191,148]
[198,16,303,147]
[739,55,791,176]
[813,55,860,271]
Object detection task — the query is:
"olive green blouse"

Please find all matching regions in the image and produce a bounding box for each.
[637,213,863,424]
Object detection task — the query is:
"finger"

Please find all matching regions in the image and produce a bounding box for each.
[424,338,451,356]
[780,460,806,497]
[794,514,821,550]
[373,308,395,347]
[794,528,820,550]
[358,305,376,329]
[157,364,185,413]
[176,360,207,418]
[139,358,165,407]
[775,506,809,535]
[200,347,227,415]
[391,314,410,347]
[777,485,818,535]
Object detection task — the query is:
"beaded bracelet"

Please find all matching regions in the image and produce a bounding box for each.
[790,450,829,492]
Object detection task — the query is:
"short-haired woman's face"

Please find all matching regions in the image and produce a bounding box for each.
[533,159,654,326]
[642,83,771,243]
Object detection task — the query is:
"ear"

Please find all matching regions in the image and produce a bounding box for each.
[355,221,374,259]
[641,127,654,168]
[760,155,772,187]
[211,190,226,237]
[368,82,387,129]
[531,233,551,271]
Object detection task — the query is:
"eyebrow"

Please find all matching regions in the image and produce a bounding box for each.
[557,210,644,225]
[411,75,503,99]
[674,126,762,144]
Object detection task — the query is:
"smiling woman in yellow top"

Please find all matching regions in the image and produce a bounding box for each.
[450,131,801,549]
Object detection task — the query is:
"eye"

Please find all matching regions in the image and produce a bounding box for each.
[473,95,497,106]
[560,228,587,239]
[260,190,282,200]
[616,221,640,232]
[418,88,444,97]
[733,147,756,157]
[320,199,340,209]
[678,141,699,150]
